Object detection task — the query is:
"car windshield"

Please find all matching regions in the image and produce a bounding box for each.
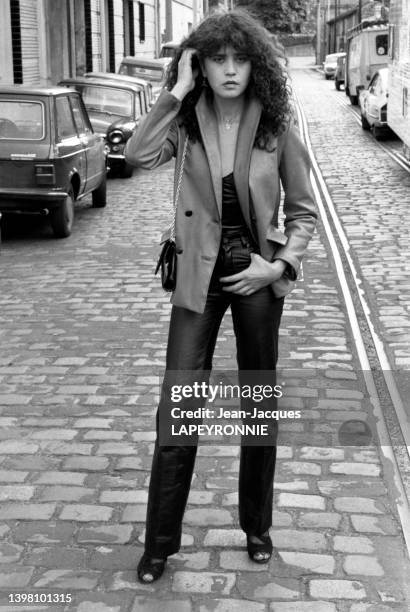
[119,64,164,82]
[160,47,177,58]
[0,99,44,140]
[325,54,339,63]
[79,85,133,118]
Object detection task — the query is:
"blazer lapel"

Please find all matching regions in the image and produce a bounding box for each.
[233,94,262,235]
[195,91,222,218]
[195,90,263,225]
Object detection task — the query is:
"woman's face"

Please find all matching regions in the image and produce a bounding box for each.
[202,45,252,100]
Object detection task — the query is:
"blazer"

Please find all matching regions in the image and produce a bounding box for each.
[125,88,317,314]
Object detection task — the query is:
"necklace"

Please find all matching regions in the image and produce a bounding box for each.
[220,113,241,130]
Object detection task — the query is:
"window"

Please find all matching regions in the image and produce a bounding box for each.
[69,96,91,134]
[84,0,93,73]
[135,92,143,118]
[124,0,135,56]
[107,0,115,72]
[0,99,44,140]
[138,2,145,43]
[80,86,133,118]
[369,76,377,95]
[375,34,388,56]
[55,97,77,141]
[10,0,23,84]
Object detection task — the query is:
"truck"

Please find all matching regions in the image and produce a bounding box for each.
[387,0,410,159]
[345,19,389,105]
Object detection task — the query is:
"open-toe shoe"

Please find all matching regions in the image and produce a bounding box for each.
[246,533,273,564]
[137,553,167,583]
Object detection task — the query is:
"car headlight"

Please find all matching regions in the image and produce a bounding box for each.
[108,130,124,144]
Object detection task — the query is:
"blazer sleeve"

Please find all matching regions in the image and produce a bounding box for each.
[272,124,317,274]
[124,89,182,169]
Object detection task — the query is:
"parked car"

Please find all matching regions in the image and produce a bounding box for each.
[159,40,180,59]
[0,86,107,238]
[359,67,390,140]
[59,76,148,177]
[334,53,346,90]
[84,72,154,108]
[118,56,171,100]
[323,52,346,79]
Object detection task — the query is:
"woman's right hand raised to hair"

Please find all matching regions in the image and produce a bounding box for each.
[171,49,199,101]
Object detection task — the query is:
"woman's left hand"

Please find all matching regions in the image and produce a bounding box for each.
[220,254,287,295]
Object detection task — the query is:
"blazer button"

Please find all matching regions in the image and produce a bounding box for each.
[185,210,193,216]
[176,248,183,254]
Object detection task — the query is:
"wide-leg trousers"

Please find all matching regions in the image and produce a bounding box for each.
[144,231,284,557]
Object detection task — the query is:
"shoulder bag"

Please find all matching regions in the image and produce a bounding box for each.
[154,136,189,291]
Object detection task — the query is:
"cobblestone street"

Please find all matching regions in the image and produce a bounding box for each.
[1,61,410,611]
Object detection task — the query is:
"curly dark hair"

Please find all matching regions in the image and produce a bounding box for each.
[165,9,291,151]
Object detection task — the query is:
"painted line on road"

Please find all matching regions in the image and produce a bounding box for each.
[294,92,410,555]
[296,91,410,451]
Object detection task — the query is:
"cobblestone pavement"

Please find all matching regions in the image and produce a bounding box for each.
[1,63,410,611]
[292,64,410,376]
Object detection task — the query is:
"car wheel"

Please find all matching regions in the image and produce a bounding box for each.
[335,79,341,91]
[325,74,331,80]
[92,174,107,208]
[372,125,385,141]
[121,162,134,179]
[50,189,74,238]
[361,113,371,131]
[349,94,358,105]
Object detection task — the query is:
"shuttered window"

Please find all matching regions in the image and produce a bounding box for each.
[107,0,115,72]
[91,0,102,71]
[129,1,135,55]
[19,0,40,84]
[84,0,93,72]
[10,0,23,84]
[123,0,135,56]
[138,2,145,43]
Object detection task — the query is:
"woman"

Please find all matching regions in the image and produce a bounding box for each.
[125,9,317,583]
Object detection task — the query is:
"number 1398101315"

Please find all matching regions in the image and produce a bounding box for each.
[8,593,72,604]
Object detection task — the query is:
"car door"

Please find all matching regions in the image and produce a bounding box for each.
[69,93,104,193]
[55,95,87,196]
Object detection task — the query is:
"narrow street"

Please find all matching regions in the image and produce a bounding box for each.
[1,60,410,611]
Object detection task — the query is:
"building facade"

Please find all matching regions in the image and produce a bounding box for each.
[0,0,204,87]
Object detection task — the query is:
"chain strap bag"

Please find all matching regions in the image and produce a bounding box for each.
[154,136,189,292]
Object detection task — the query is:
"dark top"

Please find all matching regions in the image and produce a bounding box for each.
[221,173,296,280]
[221,172,248,231]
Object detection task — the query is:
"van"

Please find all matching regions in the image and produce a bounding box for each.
[387,0,410,159]
[345,20,388,105]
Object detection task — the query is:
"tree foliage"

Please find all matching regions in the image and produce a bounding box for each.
[234,0,308,34]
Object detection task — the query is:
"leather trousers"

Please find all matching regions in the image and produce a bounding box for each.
[144,229,284,557]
